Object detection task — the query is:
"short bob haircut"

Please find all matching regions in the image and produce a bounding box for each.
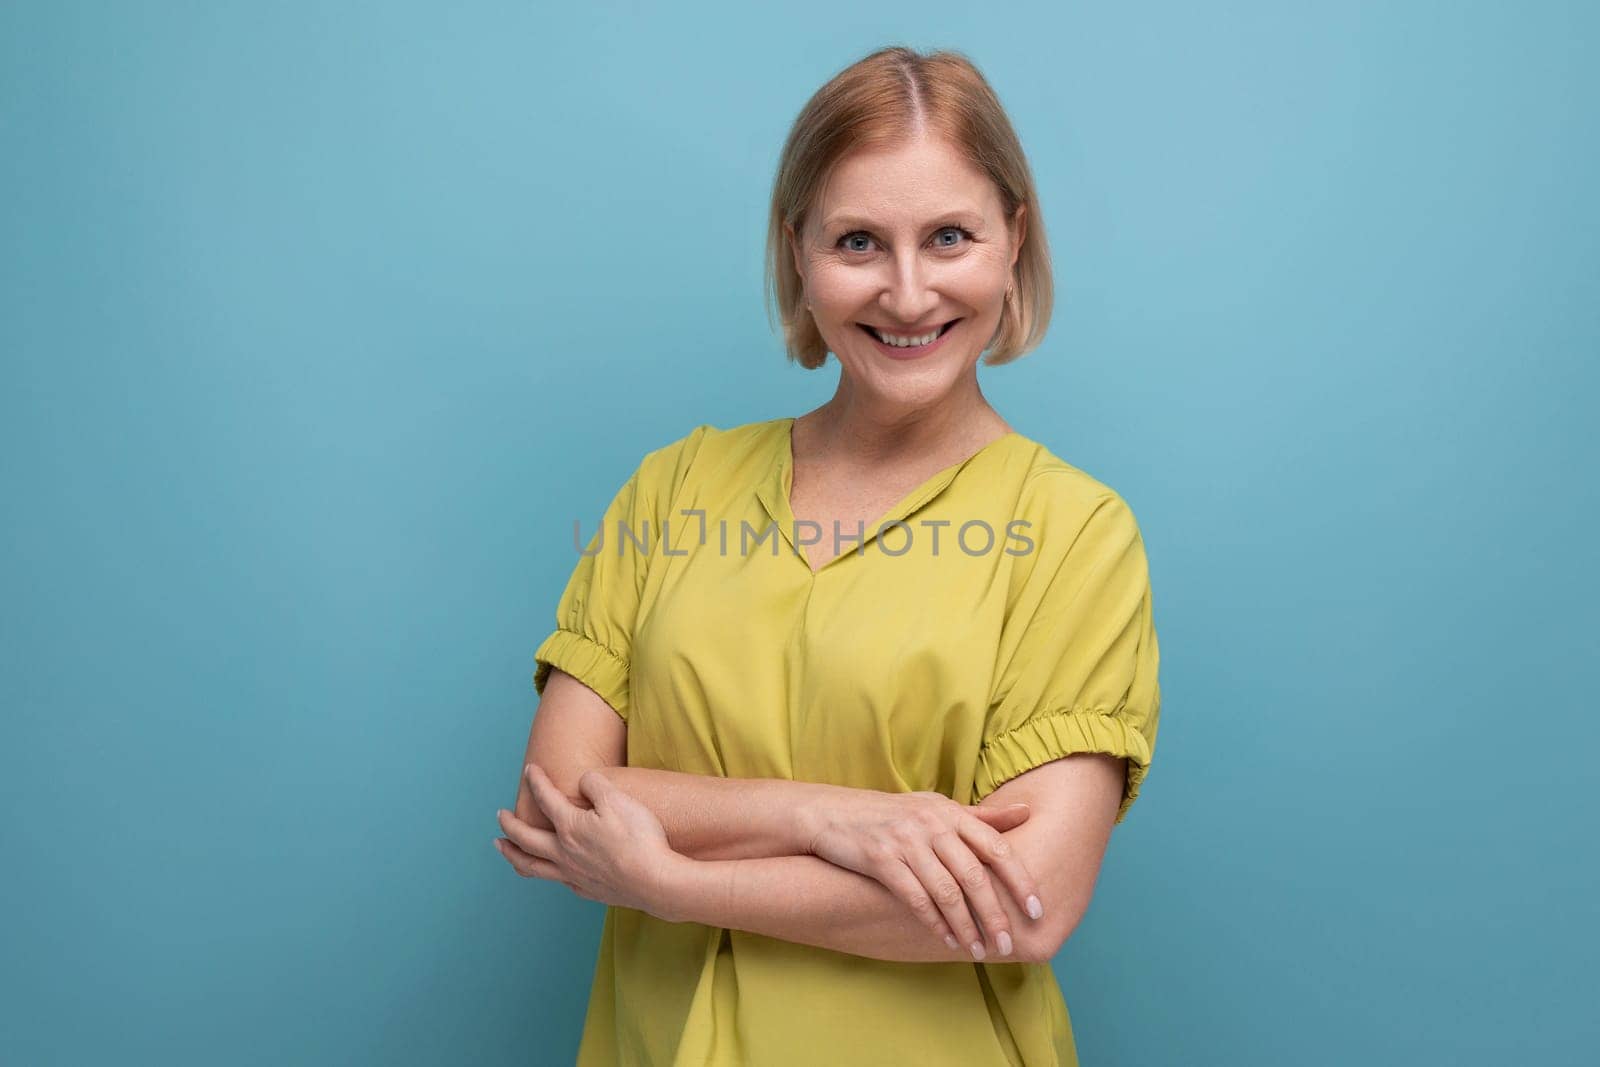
[765,45,1054,370]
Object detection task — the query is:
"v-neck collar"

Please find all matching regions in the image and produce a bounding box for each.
[753,416,1023,577]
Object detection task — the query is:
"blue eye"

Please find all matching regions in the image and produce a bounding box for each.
[836,226,975,253]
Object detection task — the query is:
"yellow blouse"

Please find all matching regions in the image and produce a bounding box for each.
[533,416,1161,1067]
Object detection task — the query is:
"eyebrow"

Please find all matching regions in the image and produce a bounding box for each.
[819,209,986,233]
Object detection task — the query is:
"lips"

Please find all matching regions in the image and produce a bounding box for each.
[856,318,960,342]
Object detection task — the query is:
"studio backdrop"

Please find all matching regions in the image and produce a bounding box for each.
[2,2,1594,1065]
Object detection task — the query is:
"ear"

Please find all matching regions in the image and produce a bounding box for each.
[1009,204,1027,269]
[785,220,807,282]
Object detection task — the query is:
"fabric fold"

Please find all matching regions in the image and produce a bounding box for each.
[533,626,631,721]
[972,706,1156,823]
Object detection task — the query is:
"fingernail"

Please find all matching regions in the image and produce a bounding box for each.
[492,838,503,851]
[944,935,960,951]
[998,931,1013,956]
[970,941,985,961]
[1025,895,1043,919]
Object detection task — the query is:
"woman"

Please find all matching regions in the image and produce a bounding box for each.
[493,45,1161,1067]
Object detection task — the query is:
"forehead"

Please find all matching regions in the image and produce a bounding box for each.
[813,136,1001,227]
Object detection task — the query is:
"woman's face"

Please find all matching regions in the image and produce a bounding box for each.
[790,133,1024,405]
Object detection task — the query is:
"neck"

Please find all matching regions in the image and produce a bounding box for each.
[802,378,1011,466]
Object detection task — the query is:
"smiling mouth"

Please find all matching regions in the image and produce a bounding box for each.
[856,319,961,343]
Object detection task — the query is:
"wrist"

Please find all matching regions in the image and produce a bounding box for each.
[785,780,837,855]
[648,853,704,925]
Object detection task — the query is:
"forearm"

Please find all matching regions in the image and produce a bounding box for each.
[590,766,837,861]
[655,846,1039,964]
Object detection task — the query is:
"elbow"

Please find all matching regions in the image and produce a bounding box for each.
[1019,921,1068,964]
[1019,902,1088,964]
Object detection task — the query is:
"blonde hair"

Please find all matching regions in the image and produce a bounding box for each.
[764,46,1053,370]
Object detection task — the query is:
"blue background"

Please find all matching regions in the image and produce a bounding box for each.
[3,2,1594,1064]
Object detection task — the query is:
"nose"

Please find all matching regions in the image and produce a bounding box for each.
[878,249,940,326]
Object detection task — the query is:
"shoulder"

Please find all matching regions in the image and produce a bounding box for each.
[1002,437,1150,573]
[631,416,787,499]
[1007,437,1139,526]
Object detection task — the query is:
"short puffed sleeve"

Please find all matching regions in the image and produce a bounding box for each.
[532,425,711,721]
[974,477,1162,824]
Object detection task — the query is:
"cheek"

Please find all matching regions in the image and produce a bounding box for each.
[807,265,873,309]
[946,254,1011,296]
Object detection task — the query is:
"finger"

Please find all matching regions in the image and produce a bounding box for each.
[969,803,1031,832]
[904,845,986,960]
[929,830,1015,958]
[494,836,531,872]
[494,837,563,882]
[574,767,616,811]
[497,808,560,862]
[957,815,1044,922]
[525,763,577,833]
[876,860,964,953]
[517,855,567,881]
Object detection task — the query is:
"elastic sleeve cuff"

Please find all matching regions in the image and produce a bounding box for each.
[532,627,630,722]
[973,708,1154,824]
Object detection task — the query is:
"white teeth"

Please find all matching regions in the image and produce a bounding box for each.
[873,326,942,347]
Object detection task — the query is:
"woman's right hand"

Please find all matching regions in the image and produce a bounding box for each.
[796,788,1044,960]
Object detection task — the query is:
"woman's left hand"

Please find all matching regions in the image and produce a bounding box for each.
[494,764,685,918]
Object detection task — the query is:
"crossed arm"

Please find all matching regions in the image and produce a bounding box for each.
[507,669,1125,964]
